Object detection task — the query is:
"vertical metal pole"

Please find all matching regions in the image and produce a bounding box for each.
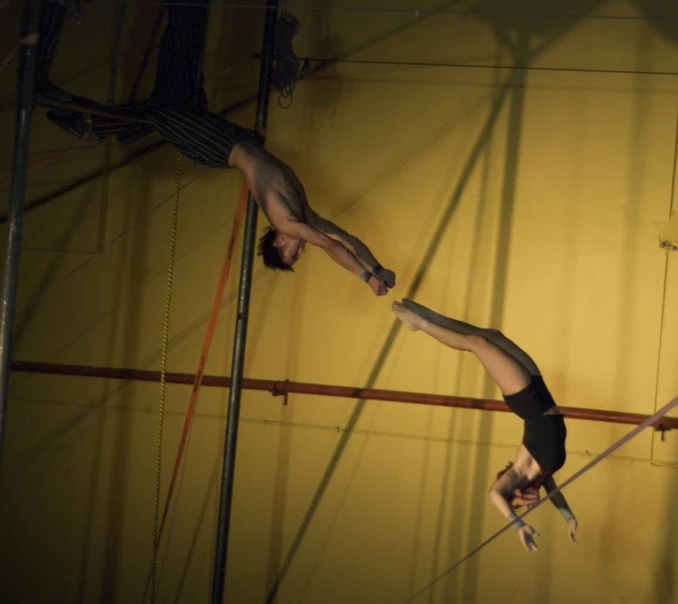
[211,1,278,602]
[0,0,42,464]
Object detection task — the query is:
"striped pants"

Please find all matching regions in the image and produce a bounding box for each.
[41,0,259,168]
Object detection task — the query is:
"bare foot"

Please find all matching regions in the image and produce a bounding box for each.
[392,301,427,331]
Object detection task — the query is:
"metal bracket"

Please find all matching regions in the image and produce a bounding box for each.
[271,380,289,406]
[654,425,672,442]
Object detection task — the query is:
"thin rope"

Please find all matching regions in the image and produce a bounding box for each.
[145,6,213,598]
[406,394,678,602]
[147,152,182,604]
[141,181,250,602]
[304,56,678,78]
[0,139,97,191]
[15,142,113,156]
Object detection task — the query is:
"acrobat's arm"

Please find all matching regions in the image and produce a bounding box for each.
[489,468,541,553]
[542,475,578,545]
[308,215,396,289]
[281,221,388,296]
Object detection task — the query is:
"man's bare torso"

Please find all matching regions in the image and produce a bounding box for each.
[229,142,314,230]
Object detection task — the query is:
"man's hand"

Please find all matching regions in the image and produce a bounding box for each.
[517,524,540,553]
[368,275,388,296]
[567,518,578,545]
[374,267,396,289]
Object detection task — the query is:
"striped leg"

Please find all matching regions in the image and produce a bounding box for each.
[151,0,209,111]
[35,0,67,94]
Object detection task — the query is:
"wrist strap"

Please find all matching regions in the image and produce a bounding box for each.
[507,512,525,530]
[359,270,371,283]
[558,507,575,522]
[372,263,384,276]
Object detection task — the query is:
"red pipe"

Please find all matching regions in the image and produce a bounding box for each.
[9,360,678,430]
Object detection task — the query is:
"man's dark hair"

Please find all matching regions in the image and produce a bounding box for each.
[257,227,294,272]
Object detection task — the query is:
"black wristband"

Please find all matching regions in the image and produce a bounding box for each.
[360,270,371,283]
[372,263,384,276]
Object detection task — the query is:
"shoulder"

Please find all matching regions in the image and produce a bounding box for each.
[275,215,308,234]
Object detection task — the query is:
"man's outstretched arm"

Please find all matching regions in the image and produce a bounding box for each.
[309,215,396,288]
[282,221,388,296]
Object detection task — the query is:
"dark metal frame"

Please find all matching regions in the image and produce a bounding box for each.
[212,2,279,602]
[0,0,42,463]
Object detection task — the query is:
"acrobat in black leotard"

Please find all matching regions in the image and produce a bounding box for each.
[503,376,567,475]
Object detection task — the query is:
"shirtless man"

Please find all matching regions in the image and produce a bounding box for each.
[38,0,396,295]
[230,144,395,294]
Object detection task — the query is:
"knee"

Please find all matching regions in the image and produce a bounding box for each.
[466,334,490,354]
[480,327,509,348]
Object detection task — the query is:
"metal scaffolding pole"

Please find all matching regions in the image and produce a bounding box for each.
[11,361,678,431]
[211,2,279,602]
[0,0,42,464]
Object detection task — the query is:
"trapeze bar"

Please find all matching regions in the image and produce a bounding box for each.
[10,361,678,431]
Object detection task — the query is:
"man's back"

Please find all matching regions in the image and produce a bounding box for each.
[229,142,312,229]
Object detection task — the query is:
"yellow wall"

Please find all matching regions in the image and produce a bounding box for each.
[1,1,678,602]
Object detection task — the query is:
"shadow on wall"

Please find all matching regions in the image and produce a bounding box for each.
[433,42,504,603]
[656,440,678,602]
[0,170,153,602]
[117,1,163,101]
[461,2,597,602]
[631,0,678,48]
[9,0,678,601]
[264,64,515,604]
[212,4,263,113]
[261,0,678,601]
[465,0,602,45]
[627,4,678,601]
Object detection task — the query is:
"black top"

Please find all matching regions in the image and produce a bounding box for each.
[503,377,567,474]
[503,376,556,419]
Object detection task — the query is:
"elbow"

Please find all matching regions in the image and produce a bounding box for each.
[488,488,503,505]
[489,486,512,507]
[488,489,509,515]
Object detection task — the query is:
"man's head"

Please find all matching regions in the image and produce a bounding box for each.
[257,227,306,271]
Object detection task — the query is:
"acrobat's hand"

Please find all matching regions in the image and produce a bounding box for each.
[368,275,388,296]
[518,524,540,553]
[374,267,396,289]
[567,518,578,545]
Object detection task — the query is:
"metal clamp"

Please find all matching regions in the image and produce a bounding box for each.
[654,424,672,442]
[271,380,289,406]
